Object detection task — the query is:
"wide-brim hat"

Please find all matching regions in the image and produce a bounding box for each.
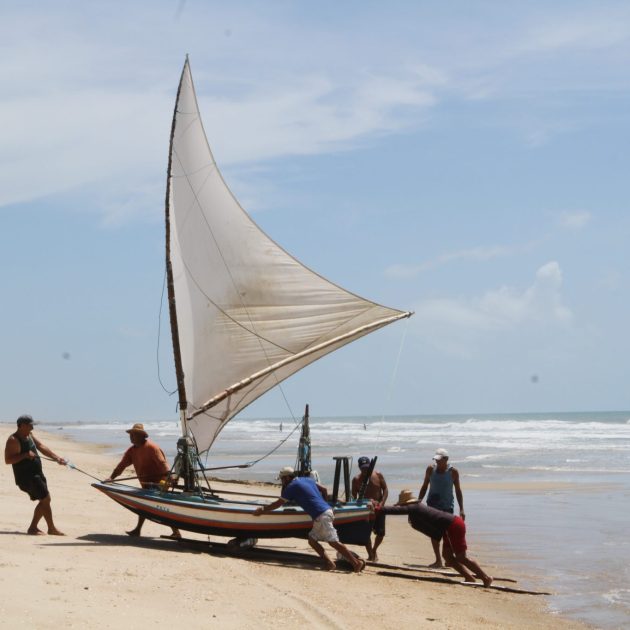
[126,423,148,438]
[396,489,418,505]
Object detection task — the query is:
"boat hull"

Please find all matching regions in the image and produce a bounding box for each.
[93,482,373,543]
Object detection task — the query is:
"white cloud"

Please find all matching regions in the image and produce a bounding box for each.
[558,210,592,230]
[411,261,572,356]
[0,4,446,215]
[385,243,530,279]
[517,17,630,54]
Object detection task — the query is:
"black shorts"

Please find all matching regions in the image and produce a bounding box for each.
[18,475,49,501]
[372,511,386,537]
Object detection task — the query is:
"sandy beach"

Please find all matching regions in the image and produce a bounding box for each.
[0,425,587,630]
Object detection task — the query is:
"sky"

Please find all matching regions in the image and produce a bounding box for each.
[1,1,629,424]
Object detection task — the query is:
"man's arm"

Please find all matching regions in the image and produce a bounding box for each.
[32,436,65,465]
[378,472,388,506]
[452,467,465,520]
[4,435,29,465]
[316,482,328,500]
[105,450,132,482]
[254,497,287,515]
[418,466,432,502]
[351,474,360,499]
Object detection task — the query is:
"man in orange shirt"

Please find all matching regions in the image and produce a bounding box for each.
[105,423,180,539]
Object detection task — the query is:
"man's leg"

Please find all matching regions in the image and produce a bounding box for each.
[126,515,146,537]
[443,545,476,582]
[364,541,373,560]
[371,534,384,562]
[429,537,443,567]
[30,494,64,535]
[308,537,336,570]
[329,541,365,572]
[28,498,46,535]
[455,552,493,587]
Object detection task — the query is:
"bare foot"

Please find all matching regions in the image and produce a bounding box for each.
[482,576,494,588]
[354,558,366,573]
[164,532,182,540]
[463,577,477,583]
[428,561,443,568]
[126,529,141,537]
[48,529,65,536]
[27,528,45,536]
[323,559,336,571]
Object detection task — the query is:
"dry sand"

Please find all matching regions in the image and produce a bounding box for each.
[0,425,588,629]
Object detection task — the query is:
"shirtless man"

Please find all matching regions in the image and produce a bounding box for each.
[4,415,66,535]
[352,456,388,561]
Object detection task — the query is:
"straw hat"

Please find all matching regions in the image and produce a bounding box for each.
[126,423,148,438]
[397,489,418,505]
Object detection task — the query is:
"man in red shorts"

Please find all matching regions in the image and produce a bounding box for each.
[380,489,492,587]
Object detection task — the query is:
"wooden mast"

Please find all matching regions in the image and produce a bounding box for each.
[165,57,189,422]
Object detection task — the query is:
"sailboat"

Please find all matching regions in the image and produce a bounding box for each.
[93,58,411,542]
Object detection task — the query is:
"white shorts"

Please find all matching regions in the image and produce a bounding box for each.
[309,509,339,543]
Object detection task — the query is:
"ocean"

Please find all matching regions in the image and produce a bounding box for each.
[48,410,630,629]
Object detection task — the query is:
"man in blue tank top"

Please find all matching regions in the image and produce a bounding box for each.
[254,466,366,572]
[418,448,465,568]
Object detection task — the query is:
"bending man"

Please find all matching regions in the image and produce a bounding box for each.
[381,489,492,587]
[255,466,366,572]
[105,423,180,539]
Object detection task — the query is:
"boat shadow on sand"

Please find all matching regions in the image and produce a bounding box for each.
[34,534,549,592]
[38,534,351,572]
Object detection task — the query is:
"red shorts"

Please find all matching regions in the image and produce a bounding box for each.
[443,516,467,554]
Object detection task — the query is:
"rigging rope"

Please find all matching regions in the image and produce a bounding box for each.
[156,266,178,396]
[41,456,103,482]
[377,316,410,439]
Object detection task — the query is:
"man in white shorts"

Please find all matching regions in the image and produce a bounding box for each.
[254,466,366,572]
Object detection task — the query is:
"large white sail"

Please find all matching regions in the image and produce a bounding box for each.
[168,59,411,454]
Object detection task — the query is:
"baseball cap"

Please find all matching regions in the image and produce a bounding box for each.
[433,448,449,461]
[276,466,295,479]
[357,456,370,469]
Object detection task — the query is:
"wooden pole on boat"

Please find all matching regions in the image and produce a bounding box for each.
[164,56,189,420]
[166,58,196,492]
[296,404,311,477]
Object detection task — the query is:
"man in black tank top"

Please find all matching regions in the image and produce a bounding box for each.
[4,415,67,535]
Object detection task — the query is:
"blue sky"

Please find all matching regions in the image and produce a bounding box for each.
[1,1,628,423]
